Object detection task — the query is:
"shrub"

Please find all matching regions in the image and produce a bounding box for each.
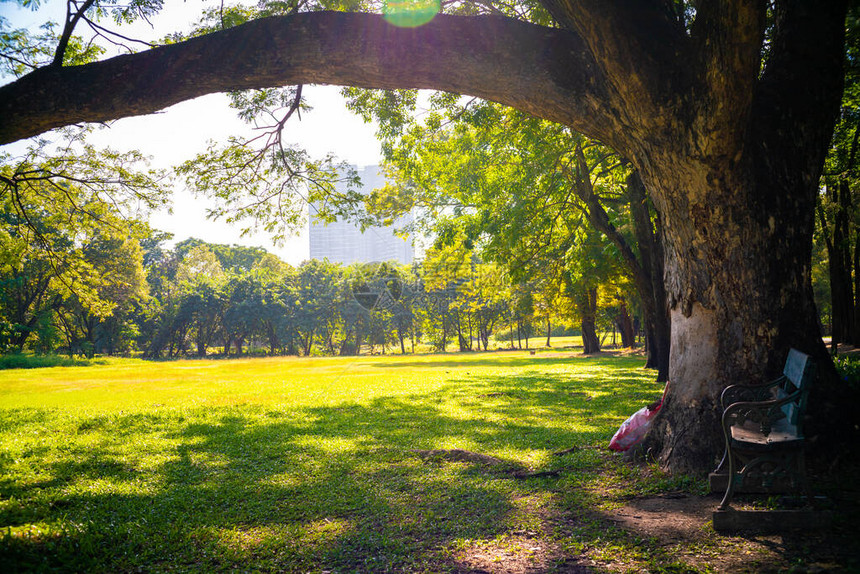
[0,353,97,370]
[833,354,860,391]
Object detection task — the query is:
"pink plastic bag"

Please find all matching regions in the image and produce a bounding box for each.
[608,403,662,451]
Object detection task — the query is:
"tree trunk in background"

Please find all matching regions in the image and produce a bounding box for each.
[854,230,860,340]
[573,160,669,377]
[580,288,600,354]
[820,183,855,345]
[616,299,636,348]
[627,172,670,381]
[837,181,855,343]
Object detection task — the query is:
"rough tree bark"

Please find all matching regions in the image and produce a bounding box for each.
[854,230,860,338]
[0,2,851,474]
[0,14,601,144]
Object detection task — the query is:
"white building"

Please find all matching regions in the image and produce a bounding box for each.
[308,166,414,265]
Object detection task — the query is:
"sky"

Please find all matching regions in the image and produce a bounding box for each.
[0,0,385,265]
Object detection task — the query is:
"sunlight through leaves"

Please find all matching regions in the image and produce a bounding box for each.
[383,0,440,28]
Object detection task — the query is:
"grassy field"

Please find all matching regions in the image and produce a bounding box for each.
[0,350,856,572]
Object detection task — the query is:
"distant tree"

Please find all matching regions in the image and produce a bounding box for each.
[294,259,343,356]
[57,234,148,356]
[0,220,63,352]
[138,230,180,358]
[178,281,224,357]
[176,244,224,285]
[252,258,294,355]
[464,261,508,351]
[421,235,472,352]
[0,165,151,355]
[372,102,667,375]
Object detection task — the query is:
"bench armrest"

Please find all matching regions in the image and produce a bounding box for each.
[721,387,802,437]
[720,376,786,409]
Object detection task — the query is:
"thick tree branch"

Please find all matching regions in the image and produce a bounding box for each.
[541,0,691,116]
[690,0,766,145]
[570,144,644,282]
[0,12,614,148]
[749,0,847,226]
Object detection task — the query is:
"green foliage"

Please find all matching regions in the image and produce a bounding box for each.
[833,354,860,391]
[0,132,162,355]
[1,127,169,220]
[356,97,641,346]
[99,0,165,26]
[1,2,646,361]
[0,351,99,369]
[0,20,58,77]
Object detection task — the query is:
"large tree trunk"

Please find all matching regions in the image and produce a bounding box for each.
[642,158,839,472]
[854,230,860,339]
[637,1,850,474]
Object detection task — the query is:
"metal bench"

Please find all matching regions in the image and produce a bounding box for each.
[709,348,823,530]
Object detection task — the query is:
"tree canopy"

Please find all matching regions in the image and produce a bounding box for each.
[0,0,854,474]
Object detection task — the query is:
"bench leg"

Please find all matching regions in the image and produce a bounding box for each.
[718,439,737,511]
[797,450,814,508]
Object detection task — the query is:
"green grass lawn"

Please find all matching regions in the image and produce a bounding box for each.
[0,351,855,572]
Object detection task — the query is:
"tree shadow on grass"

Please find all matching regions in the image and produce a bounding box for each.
[368,353,646,371]
[0,365,665,572]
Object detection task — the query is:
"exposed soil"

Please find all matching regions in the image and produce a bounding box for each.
[446,489,859,573]
[439,458,860,574]
[601,491,860,573]
[823,340,860,358]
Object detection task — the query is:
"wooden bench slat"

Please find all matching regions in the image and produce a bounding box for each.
[730,419,803,448]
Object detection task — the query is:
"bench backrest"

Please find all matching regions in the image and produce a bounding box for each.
[780,348,815,426]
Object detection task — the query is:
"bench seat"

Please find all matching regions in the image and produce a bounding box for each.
[729,417,803,450]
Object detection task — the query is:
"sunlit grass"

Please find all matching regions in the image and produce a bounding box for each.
[0,350,690,572]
